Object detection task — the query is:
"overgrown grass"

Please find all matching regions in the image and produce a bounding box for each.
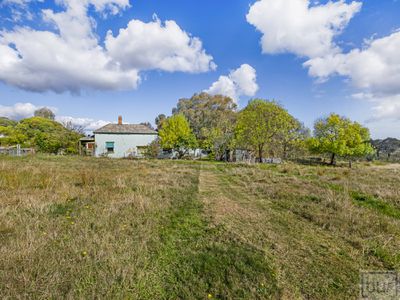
[1,155,400,299]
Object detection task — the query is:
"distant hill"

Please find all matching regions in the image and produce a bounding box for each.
[371,138,400,160]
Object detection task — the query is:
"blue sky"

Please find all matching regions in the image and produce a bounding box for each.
[0,0,399,138]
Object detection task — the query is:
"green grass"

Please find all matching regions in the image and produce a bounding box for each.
[154,187,279,299]
[351,191,400,219]
[1,155,400,299]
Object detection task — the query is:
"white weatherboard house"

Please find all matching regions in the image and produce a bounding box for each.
[93,116,158,158]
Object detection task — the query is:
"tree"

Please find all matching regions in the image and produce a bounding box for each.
[201,115,236,161]
[0,117,17,127]
[235,99,294,162]
[279,119,310,159]
[34,108,55,120]
[1,117,82,154]
[140,122,155,130]
[371,138,400,160]
[0,125,27,146]
[158,114,197,159]
[172,92,237,149]
[144,139,162,158]
[308,113,374,166]
[155,114,166,130]
[62,121,85,135]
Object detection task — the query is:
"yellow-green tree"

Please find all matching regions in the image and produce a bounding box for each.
[235,99,294,162]
[0,117,82,154]
[159,114,197,158]
[308,113,374,166]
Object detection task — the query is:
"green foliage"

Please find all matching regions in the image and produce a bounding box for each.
[371,138,400,161]
[0,125,28,146]
[0,117,17,127]
[308,114,374,165]
[144,139,162,159]
[235,99,298,162]
[201,111,237,160]
[159,114,197,158]
[275,118,310,159]
[172,92,237,151]
[0,117,82,154]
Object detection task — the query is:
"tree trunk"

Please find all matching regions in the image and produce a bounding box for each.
[330,153,336,165]
[283,144,288,160]
[348,159,352,168]
[258,145,263,163]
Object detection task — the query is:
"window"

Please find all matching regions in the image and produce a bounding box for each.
[106,142,114,153]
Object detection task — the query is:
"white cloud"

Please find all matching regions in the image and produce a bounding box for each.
[56,115,109,131]
[0,102,108,131]
[0,29,140,93]
[247,0,400,136]
[105,17,216,73]
[305,30,400,128]
[354,94,400,122]
[1,0,42,5]
[0,102,38,120]
[0,0,215,93]
[205,64,258,102]
[305,30,400,96]
[246,0,362,58]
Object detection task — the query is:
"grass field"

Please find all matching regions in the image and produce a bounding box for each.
[1,156,400,299]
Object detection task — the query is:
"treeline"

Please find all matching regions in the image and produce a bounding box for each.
[0,93,375,164]
[0,108,82,154]
[154,93,374,165]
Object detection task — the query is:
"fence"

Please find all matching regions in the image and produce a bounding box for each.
[0,145,35,157]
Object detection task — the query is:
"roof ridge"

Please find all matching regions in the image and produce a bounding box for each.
[93,123,158,134]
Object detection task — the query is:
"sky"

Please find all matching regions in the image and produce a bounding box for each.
[0,0,399,138]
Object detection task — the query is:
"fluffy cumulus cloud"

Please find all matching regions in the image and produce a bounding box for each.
[246,0,362,58]
[0,0,215,93]
[105,17,216,73]
[0,102,38,120]
[205,64,258,102]
[306,31,400,95]
[306,30,400,121]
[247,0,400,126]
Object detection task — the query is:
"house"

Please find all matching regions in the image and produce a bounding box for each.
[93,116,158,158]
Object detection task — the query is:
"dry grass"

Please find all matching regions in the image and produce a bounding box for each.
[1,156,400,299]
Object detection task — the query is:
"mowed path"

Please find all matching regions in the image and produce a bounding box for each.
[197,163,367,299]
[198,163,271,250]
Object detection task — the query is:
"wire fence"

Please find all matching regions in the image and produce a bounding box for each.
[0,145,35,157]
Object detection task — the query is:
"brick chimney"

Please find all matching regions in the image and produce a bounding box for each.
[118,116,122,125]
